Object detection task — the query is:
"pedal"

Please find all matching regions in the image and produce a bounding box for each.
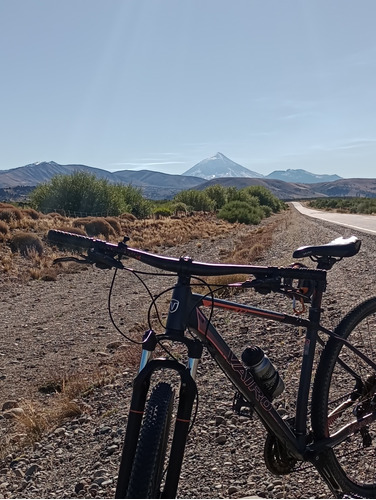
[232,392,254,418]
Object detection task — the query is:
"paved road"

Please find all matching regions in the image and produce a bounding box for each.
[291,202,376,235]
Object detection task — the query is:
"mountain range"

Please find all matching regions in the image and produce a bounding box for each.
[183,152,341,183]
[0,154,375,201]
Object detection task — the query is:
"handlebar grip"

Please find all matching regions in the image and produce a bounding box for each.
[47,229,96,249]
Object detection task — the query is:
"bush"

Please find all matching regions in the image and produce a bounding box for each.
[105,217,122,235]
[120,213,137,222]
[0,208,23,223]
[0,220,8,235]
[55,226,87,236]
[22,208,41,220]
[84,218,116,238]
[10,232,44,256]
[172,202,188,215]
[218,201,264,225]
[174,190,215,212]
[30,171,150,217]
[203,185,228,209]
[153,207,172,218]
[243,186,284,213]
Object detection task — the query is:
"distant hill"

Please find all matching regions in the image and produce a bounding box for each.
[0,162,203,200]
[182,152,263,179]
[195,177,326,200]
[195,177,376,200]
[1,159,375,203]
[266,168,341,183]
[312,178,376,198]
[0,161,114,187]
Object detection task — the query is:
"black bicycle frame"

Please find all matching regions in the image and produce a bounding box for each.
[117,269,374,498]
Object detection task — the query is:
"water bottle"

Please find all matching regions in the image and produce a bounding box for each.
[241,346,285,400]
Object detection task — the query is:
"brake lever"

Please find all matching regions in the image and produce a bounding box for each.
[87,249,124,270]
[53,252,124,270]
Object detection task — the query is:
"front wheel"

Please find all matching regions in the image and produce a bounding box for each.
[312,297,376,497]
[121,382,174,499]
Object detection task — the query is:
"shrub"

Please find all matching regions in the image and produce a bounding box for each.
[10,232,44,256]
[56,226,87,236]
[0,220,8,235]
[84,218,116,238]
[243,186,284,213]
[172,202,188,215]
[46,212,66,221]
[0,208,23,223]
[105,217,122,235]
[203,185,228,209]
[218,201,264,225]
[174,190,215,212]
[153,207,172,218]
[120,212,136,222]
[22,208,41,220]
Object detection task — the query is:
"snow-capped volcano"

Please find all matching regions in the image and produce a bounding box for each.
[182,152,263,180]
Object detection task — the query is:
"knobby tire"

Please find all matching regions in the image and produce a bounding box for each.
[124,382,174,499]
[312,297,376,497]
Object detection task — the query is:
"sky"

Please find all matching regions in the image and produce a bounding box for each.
[1,1,376,178]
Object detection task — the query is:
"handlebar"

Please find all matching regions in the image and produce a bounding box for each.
[47,229,327,281]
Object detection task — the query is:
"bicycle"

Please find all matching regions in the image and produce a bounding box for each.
[47,229,376,499]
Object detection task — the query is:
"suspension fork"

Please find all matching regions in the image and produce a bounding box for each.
[116,329,202,498]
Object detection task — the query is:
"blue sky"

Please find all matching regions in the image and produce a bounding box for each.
[1,1,376,177]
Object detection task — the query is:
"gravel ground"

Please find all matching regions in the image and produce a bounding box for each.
[1,206,376,499]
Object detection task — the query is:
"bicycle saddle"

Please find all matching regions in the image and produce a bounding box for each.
[293,236,361,259]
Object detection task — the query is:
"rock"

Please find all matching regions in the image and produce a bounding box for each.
[228,485,238,495]
[25,464,40,478]
[106,341,123,350]
[3,408,25,419]
[54,427,66,436]
[215,415,226,425]
[74,482,86,494]
[2,400,19,411]
[215,435,227,445]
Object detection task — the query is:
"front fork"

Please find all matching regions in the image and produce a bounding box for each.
[116,329,202,499]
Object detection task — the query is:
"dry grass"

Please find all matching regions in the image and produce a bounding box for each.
[0,208,285,283]
[1,346,139,457]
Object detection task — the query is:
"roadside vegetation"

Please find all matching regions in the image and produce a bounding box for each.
[1,173,287,283]
[308,197,376,214]
[30,172,285,224]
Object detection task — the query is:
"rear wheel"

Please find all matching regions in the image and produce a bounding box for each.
[125,382,174,499]
[312,297,376,497]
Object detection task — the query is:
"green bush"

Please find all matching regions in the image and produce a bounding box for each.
[171,202,188,215]
[309,197,376,214]
[243,186,284,213]
[218,201,264,225]
[203,185,228,209]
[153,207,172,218]
[174,190,215,212]
[30,171,151,218]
